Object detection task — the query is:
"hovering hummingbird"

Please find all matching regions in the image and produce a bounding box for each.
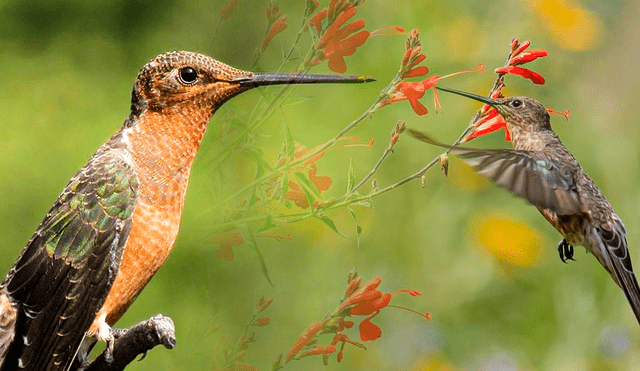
[0,51,373,370]
[408,86,640,325]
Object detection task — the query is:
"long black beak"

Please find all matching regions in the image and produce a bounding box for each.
[436,86,498,107]
[232,72,375,87]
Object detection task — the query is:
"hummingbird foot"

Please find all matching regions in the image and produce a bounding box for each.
[104,327,128,363]
[557,239,575,263]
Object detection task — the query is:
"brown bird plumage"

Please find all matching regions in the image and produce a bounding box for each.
[409,86,640,325]
[0,51,372,370]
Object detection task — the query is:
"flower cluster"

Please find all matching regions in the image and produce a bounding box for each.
[496,40,548,84]
[377,29,483,116]
[278,137,371,209]
[213,297,273,371]
[463,39,550,142]
[305,0,370,73]
[281,270,427,366]
[260,2,288,52]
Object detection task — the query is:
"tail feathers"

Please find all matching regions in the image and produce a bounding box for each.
[599,224,640,325]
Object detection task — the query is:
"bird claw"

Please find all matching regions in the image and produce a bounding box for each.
[557,239,575,263]
[104,328,128,363]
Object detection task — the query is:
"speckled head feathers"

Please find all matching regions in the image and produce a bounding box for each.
[129,51,252,117]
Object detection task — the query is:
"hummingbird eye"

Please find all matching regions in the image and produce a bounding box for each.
[178,67,199,85]
[511,99,523,108]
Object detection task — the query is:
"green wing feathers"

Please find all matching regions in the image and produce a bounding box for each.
[0,141,138,371]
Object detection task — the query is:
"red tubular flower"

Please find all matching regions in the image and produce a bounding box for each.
[251,317,271,327]
[512,40,531,56]
[298,344,337,358]
[220,0,238,19]
[343,275,362,298]
[308,8,328,33]
[261,15,288,52]
[380,65,483,116]
[359,314,382,341]
[495,66,545,85]
[547,108,571,120]
[305,0,320,16]
[286,321,323,363]
[266,1,283,22]
[349,293,392,315]
[464,108,511,142]
[508,49,548,65]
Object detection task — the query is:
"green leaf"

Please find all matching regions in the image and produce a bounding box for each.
[347,158,355,192]
[316,215,347,238]
[347,207,362,249]
[294,171,322,199]
[282,122,295,159]
[243,226,273,286]
[242,148,274,172]
[281,96,312,107]
[230,118,247,130]
[280,171,289,202]
[257,215,277,233]
[256,86,275,102]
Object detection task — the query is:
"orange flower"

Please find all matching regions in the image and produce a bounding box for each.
[547,108,571,119]
[464,107,511,142]
[309,4,370,73]
[251,317,271,327]
[495,66,545,85]
[298,344,337,358]
[212,231,245,261]
[400,29,429,79]
[266,1,283,22]
[286,321,323,363]
[220,0,238,19]
[256,296,273,312]
[464,39,548,141]
[337,275,422,342]
[284,163,332,209]
[508,49,548,65]
[284,272,425,365]
[495,39,548,85]
[359,316,382,341]
[380,66,483,116]
[308,8,327,33]
[261,15,288,52]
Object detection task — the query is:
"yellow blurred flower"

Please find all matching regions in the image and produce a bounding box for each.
[472,214,544,267]
[412,352,457,371]
[529,0,603,51]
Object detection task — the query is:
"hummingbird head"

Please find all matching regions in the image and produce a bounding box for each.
[435,86,552,134]
[129,51,374,118]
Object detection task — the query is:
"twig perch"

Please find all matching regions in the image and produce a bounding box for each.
[79,314,176,371]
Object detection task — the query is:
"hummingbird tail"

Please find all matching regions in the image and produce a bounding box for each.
[599,222,640,326]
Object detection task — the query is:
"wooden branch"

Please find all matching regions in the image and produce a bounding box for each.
[82,314,176,371]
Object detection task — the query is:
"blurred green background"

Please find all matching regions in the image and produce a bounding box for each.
[1,0,640,370]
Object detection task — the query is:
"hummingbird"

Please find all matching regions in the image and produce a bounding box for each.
[0,51,373,370]
[408,86,640,325]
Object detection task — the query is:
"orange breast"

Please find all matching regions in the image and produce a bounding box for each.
[89,108,208,334]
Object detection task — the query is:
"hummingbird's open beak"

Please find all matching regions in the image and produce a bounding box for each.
[232,72,375,87]
[436,86,498,107]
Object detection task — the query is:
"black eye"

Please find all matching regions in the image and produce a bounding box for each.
[511,99,523,108]
[178,67,198,84]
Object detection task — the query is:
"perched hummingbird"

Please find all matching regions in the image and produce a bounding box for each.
[0,51,373,370]
[408,86,640,325]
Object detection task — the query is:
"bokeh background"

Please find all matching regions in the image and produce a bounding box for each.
[1,0,640,370]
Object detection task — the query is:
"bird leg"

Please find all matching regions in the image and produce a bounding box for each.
[104,328,128,363]
[557,239,575,263]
